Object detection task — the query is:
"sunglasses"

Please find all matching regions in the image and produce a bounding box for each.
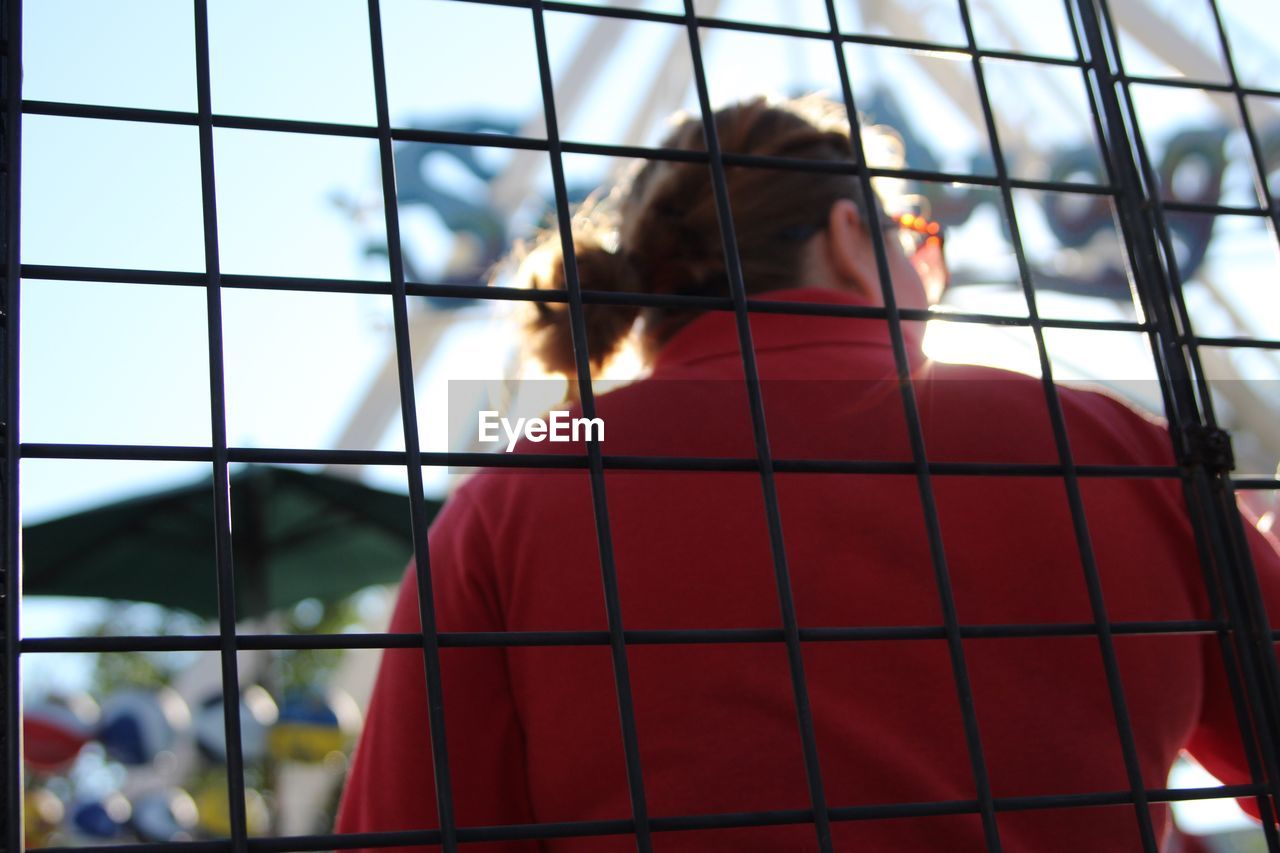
[776,208,950,299]
[891,212,945,257]
[778,211,946,258]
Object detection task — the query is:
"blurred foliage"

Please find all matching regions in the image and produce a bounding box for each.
[85,595,363,698]
[271,596,360,696]
[88,602,204,695]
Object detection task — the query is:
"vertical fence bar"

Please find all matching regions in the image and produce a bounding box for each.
[525,4,653,850]
[1090,0,1280,826]
[676,5,837,850]
[1090,0,1280,732]
[1053,12,1276,829]
[1,0,20,850]
[1111,61,1280,839]
[948,0,1160,846]
[1074,0,1280,843]
[820,2,1003,849]
[191,2,250,851]
[364,2,460,849]
[1198,7,1280,806]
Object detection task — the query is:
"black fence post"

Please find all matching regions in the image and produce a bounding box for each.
[1,0,20,850]
[1072,0,1280,843]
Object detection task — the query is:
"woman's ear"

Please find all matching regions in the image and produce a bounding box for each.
[823,198,880,301]
[822,199,931,313]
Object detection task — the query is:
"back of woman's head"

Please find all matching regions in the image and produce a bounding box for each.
[509,95,877,377]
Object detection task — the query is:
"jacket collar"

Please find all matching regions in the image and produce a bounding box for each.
[652,286,928,376]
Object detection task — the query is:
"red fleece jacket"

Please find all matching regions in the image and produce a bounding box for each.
[336,287,1280,851]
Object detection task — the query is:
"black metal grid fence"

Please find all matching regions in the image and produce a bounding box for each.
[4,0,1280,851]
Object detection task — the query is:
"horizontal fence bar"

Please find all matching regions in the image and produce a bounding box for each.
[18,442,1185,478]
[20,264,1157,334]
[1120,71,1280,99]
[536,0,1087,67]
[29,782,1265,853]
[19,620,1227,655]
[18,98,1126,193]
[1234,478,1280,490]
[1188,335,1280,351]
[1160,201,1273,217]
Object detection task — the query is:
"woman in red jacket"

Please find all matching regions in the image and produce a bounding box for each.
[336,96,1280,851]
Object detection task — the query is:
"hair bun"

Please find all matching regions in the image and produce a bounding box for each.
[518,232,644,378]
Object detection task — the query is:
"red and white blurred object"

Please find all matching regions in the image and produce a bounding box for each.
[23,695,97,772]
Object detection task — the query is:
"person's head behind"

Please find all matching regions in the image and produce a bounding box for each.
[509,95,933,378]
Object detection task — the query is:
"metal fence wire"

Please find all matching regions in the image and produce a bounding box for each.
[4,0,1280,851]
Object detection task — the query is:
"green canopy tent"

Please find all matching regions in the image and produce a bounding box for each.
[23,466,440,620]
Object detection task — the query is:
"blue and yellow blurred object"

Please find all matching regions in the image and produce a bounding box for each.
[268,693,349,763]
[193,780,269,837]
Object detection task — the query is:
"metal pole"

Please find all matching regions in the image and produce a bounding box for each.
[1073,0,1280,842]
[1,0,21,849]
